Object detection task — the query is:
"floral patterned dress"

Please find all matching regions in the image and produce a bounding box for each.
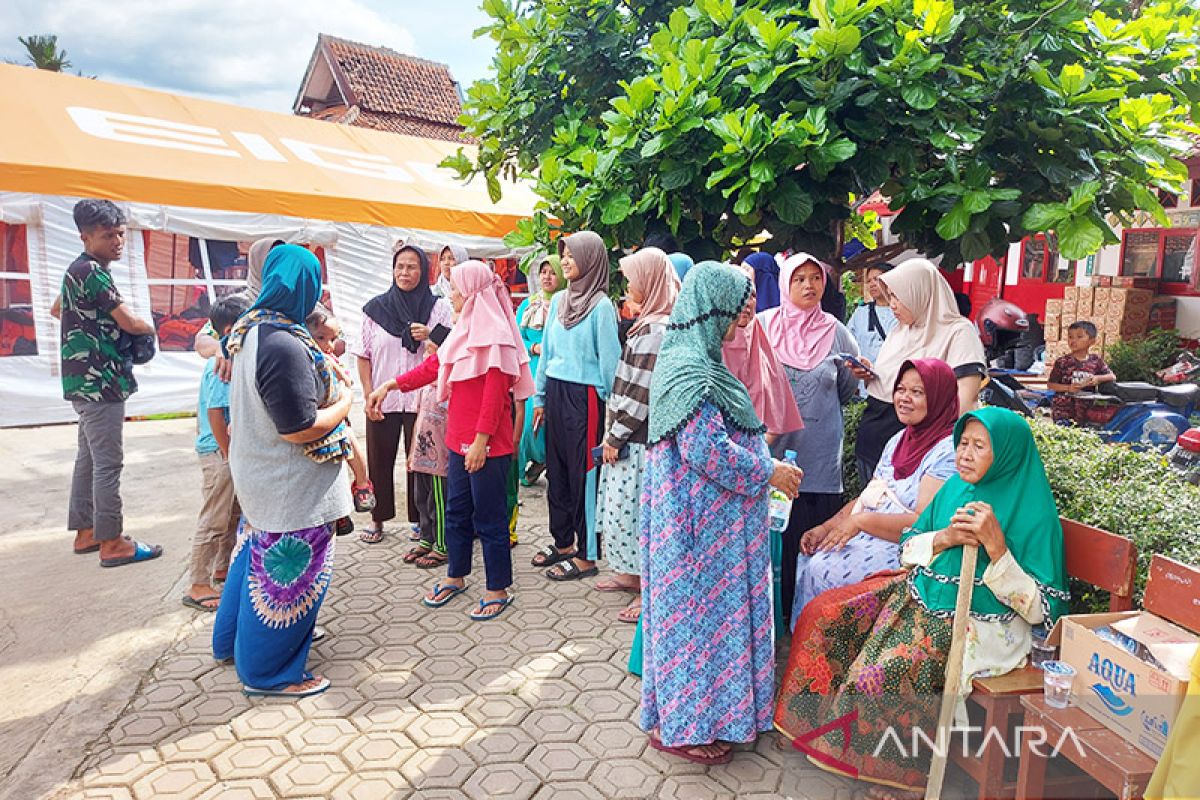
[640,401,776,747]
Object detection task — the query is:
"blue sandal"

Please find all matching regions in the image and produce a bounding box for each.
[469,597,512,621]
[422,582,467,608]
[100,541,163,568]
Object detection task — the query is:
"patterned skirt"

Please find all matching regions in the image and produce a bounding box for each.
[212,520,335,691]
[773,572,952,791]
[597,443,646,576]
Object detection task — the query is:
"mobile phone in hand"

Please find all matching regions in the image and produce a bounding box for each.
[839,352,877,378]
[591,444,629,463]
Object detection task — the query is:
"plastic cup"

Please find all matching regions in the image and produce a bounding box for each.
[1042,661,1076,709]
[1031,639,1057,667]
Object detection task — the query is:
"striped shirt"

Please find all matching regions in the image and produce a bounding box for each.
[603,322,666,448]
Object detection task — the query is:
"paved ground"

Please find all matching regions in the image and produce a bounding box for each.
[1,413,860,800]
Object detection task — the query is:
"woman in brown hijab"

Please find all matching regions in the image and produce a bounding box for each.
[529,231,622,581]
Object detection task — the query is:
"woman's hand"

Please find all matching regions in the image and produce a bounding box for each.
[464,438,488,473]
[602,443,621,465]
[215,355,232,383]
[846,355,875,382]
[816,514,862,552]
[950,501,1007,562]
[410,323,430,342]
[366,381,395,422]
[532,407,545,432]
[932,525,979,556]
[531,343,542,356]
[768,461,803,499]
[800,524,828,555]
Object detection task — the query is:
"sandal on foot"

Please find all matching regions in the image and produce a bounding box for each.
[649,736,732,765]
[100,541,163,568]
[359,528,384,544]
[415,551,448,569]
[182,594,220,612]
[422,582,467,608]
[595,576,640,593]
[617,602,641,624]
[546,560,598,582]
[403,544,433,564]
[335,516,354,536]
[469,597,513,621]
[74,543,100,555]
[243,676,331,698]
[353,482,376,513]
[409,523,422,541]
[530,545,575,568]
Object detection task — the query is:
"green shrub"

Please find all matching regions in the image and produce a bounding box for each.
[1030,417,1200,612]
[1104,328,1181,384]
[841,399,866,500]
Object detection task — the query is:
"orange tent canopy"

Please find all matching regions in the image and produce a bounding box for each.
[0,65,539,238]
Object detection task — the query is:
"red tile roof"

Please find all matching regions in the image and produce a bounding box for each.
[297,34,470,143]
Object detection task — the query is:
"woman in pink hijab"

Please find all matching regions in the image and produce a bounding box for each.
[723,264,804,444]
[759,253,859,630]
[369,260,534,621]
[593,247,679,622]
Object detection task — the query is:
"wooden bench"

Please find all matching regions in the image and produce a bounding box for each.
[1016,555,1200,800]
[949,517,1137,800]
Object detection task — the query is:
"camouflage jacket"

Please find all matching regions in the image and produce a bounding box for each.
[60,253,136,402]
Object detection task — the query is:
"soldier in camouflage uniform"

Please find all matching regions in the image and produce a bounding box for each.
[59,199,163,567]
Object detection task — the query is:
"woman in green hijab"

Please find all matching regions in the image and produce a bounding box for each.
[515,253,564,484]
[639,261,803,765]
[774,406,1069,794]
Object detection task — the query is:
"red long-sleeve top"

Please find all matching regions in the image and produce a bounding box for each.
[394,354,515,457]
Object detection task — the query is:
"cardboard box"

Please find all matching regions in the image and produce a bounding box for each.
[1043,314,1061,341]
[1054,611,1197,759]
[1102,315,1148,337]
[1094,275,1113,287]
[1091,300,1109,319]
[1113,276,1159,290]
[1076,287,1095,316]
[1093,287,1112,305]
[1063,286,1079,308]
[1045,299,1063,315]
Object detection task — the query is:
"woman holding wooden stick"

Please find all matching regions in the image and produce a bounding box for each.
[773,407,1070,796]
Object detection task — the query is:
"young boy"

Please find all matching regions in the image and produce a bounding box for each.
[1047,320,1117,424]
[305,304,375,518]
[185,293,250,611]
[57,199,162,567]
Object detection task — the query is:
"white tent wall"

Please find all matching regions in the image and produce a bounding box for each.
[0,191,522,428]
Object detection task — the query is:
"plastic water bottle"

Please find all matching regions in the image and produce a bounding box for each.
[768,449,798,533]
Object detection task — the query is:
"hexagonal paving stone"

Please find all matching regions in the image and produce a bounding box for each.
[79,748,162,787]
[516,678,578,708]
[269,753,348,797]
[74,789,135,800]
[415,631,473,656]
[192,665,245,694]
[158,726,237,762]
[284,717,360,754]
[295,684,366,719]
[312,660,368,686]
[399,747,475,789]
[330,770,411,800]
[107,710,184,748]
[131,762,217,800]
[525,742,596,782]
[563,662,626,692]
[177,691,251,726]
[708,752,783,794]
[195,778,277,800]
[317,633,377,661]
[557,638,618,664]
[463,642,521,665]
[461,665,525,695]
[589,757,664,799]
[350,700,422,733]
[131,679,200,712]
[530,783,606,800]
[403,711,476,748]
[507,628,564,653]
[408,790,469,800]
[578,720,647,759]
[154,654,217,681]
[522,708,588,743]
[410,681,472,712]
[212,738,291,780]
[342,731,418,771]
[572,688,633,722]
[355,669,420,700]
[230,703,306,739]
[517,652,572,680]
[659,775,737,800]
[462,693,531,727]
[410,655,468,683]
[461,726,537,763]
[462,762,539,800]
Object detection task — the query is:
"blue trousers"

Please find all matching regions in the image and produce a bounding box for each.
[446,452,513,591]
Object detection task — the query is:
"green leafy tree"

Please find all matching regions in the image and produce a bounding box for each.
[18,34,72,72]
[445,0,1200,269]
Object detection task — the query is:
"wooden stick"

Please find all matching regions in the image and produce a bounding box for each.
[924,543,979,800]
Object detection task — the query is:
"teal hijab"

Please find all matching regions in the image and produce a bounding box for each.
[905,407,1070,622]
[252,244,322,324]
[648,260,766,443]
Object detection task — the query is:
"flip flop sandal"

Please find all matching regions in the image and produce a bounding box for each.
[100,541,163,568]
[74,544,100,555]
[409,524,422,542]
[352,482,377,513]
[617,603,641,624]
[546,560,599,582]
[243,676,331,698]
[422,582,468,608]
[403,544,433,564]
[469,597,513,621]
[182,594,221,612]
[415,551,448,569]
[530,545,575,568]
[359,528,385,544]
[595,577,641,593]
[313,625,327,643]
[648,736,732,765]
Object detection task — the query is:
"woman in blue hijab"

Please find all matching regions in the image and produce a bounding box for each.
[744,252,781,312]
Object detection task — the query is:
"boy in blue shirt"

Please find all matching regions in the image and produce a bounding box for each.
[184,293,250,611]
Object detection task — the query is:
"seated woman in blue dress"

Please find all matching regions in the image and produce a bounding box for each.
[791,358,959,628]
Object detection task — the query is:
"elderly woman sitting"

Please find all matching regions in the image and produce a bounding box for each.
[790,358,960,627]
[774,407,1070,796]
